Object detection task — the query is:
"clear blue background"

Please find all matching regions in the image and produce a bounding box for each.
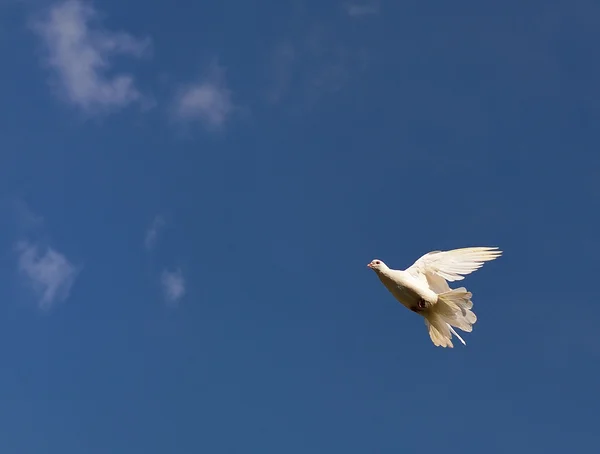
[1,0,599,452]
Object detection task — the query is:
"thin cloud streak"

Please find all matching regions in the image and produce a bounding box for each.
[267,42,296,104]
[345,2,380,17]
[144,215,165,251]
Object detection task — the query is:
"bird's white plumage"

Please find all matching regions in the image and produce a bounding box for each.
[406,247,502,282]
[367,246,501,348]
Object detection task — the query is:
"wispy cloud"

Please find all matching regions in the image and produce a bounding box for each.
[266,26,369,109]
[13,199,44,231]
[344,1,380,17]
[16,241,79,310]
[267,42,296,104]
[144,215,165,251]
[161,268,185,305]
[173,64,233,130]
[31,0,151,113]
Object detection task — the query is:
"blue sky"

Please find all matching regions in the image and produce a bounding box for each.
[1,0,599,452]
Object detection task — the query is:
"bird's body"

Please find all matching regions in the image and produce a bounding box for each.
[375,268,438,311]
[367,247,501,348]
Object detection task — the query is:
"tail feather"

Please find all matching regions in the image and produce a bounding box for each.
[424,315,454,348]
[424,287,477,347]
[447,324,466,346]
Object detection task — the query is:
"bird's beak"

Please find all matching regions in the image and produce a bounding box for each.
[367,263,372,268]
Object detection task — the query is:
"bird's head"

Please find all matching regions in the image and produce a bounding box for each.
[367,259,387,273]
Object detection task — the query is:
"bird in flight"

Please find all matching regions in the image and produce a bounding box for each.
[367,247,502,348]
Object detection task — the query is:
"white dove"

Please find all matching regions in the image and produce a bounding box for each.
[367,247,502,348]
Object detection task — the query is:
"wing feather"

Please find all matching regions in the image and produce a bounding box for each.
[406,247,502,282]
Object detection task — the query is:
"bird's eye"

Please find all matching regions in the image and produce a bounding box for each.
[375,261,380,264]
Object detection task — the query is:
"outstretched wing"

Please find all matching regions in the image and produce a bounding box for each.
[406,247,502,283]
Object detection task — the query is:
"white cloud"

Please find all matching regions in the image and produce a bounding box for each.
[174,65,233,129]
[144,215,165,251]
[161,268,185,304]
[16,241,78,310]
[345,2,379,17]
[32,0,151,113]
